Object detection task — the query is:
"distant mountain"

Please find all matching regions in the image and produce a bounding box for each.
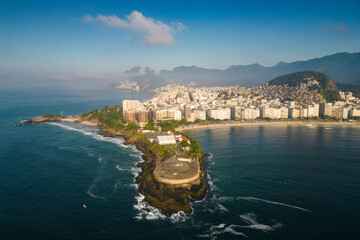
[110,67,166,91]
[159,52,360,87]
[269,71,341,102]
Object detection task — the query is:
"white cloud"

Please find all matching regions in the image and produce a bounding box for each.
[81,14,94,23]
[84,11,185,45]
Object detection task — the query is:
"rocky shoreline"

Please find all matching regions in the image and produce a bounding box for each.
[98,128,208,216]
[18,116,208,216]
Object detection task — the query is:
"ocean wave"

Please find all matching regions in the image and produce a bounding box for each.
[114,181,122,189]
[87,182,105,201]
[210,223,226,231]
[98,157,106,164]
[134,194,166,220]
[217,203,229,212]
[236,196,312,212]
[170,211,188,223]
[115,164,129,172]
[220,225,247,237]
[48,122,128,148]
[239,212,281,232]
[218,196,234,202]
[200,224,247,238]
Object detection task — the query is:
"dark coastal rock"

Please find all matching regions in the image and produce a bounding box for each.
[16,120,33,126]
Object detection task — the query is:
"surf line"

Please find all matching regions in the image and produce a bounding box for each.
[236,196,312,213]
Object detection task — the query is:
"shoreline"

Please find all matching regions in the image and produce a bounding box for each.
[176,120,360,131]
[61,117,98,126]
[18,113,207,216]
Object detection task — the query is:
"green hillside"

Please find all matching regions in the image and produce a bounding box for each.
[269,71,341,102]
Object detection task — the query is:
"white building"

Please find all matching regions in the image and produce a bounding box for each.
[320,103,332,117]
[289,108,300,119]
[168,108,182,121]
[299,108,308,118]
[156,135,176,145]
[260,107,277,119]
[280,107,289,119]
[122,100,140,113]
[241,107,259,120]
[196,110,206,120]
[207,108,231,120]
[350,108,360,117]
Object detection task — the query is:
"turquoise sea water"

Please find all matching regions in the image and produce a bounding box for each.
[0,89,359,239]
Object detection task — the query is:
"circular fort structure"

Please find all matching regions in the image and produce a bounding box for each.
[153,155,200,185]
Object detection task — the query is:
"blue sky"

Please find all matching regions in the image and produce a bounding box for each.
[0,0,359,85]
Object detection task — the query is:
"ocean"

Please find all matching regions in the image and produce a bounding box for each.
[0,89,359,240]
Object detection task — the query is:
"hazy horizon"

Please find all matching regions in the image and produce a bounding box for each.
[1,0,360,89]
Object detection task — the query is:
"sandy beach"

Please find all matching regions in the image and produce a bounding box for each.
[61,117,98,126]
[176,120,360,131]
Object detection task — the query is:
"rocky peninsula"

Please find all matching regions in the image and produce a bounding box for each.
[18,106,208,216]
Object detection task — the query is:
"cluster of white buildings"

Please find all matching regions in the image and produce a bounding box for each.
[121,84,360,124]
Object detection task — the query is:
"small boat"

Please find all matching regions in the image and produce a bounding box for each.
[212,231,219,235]
[83,204,87,208]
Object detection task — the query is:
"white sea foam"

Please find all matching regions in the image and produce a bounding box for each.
[133,193,166,220]
[220,225,247,237]
[239,213,276,232]
[170,211,188,223]
[207,174,218,191]
[98,157,106,164]
[218,196,234,202]
[236,196,312,212]
[87,179,105,201]
[115,164,129,172]
[48,122,128,148]
[114,181,121,189]
[217,203,229,212]
[210,223,226,231]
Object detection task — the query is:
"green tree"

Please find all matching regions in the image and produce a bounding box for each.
[181,140,189,147]
[126,122,140,130]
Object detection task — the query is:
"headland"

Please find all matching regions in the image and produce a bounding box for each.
[17,106,207,216]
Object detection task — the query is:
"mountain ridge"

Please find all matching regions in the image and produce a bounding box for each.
[159,52,360,87]
[110,52,360,90]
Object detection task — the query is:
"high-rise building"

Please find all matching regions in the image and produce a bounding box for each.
[231,106,241,119]
[196,110,206,120]
[124,110,136,123]
[137,109,150,123]
[122,100,140,114]
[299,108,308,118]
[289,108,300,119]
[207,108,231,120]
[184,104,192,121]
[319,103,332,117]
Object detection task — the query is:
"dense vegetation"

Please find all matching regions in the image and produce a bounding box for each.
[155,118,188,132]
[269,71,341,102]
[81,105,173,158]
[81,105,125,130]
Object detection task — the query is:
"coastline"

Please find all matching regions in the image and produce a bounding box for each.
[176,120,360,131]
[18,114,207,216]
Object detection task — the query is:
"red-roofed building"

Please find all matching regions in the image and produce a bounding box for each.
[179,136,191,145]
